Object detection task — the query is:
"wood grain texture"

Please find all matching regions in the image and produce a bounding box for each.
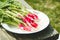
[0,27,16,40]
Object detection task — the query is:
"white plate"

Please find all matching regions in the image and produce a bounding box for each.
[1,9,50,34]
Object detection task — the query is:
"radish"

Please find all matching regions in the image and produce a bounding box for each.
[31,22,38,28]
[18,12,38,31]
[19,24,24,29]
[23,16,34,23]
[19,24,31,31]
[28,13,38,20]
[23,27,31,31]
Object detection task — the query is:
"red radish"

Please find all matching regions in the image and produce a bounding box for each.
[28,13,34,19]
[28,13,38,20]
[26,15,34,20]
[19,24,31,31]
[31,22,38,28]
[33,14,38,20]
[25,16,31,22]
[19,24,24,29]
[22,16,34,23]
[25,16,34,23]
[18,13,38,31]
[18,13,33,27]
[23,27,31,31]
[23,18,27,23]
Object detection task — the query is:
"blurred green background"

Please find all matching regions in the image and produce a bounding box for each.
[25,0,60,33]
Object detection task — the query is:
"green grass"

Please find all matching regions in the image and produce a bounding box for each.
[25,0,60,33]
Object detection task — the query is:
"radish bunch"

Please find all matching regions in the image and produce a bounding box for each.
[19,12,39,31]
[0,0,39,31]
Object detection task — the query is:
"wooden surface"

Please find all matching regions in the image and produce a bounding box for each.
[0,27,16,40]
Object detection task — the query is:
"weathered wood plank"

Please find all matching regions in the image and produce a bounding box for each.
[0,27,16,40]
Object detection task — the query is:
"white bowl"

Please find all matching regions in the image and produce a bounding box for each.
[1,9,50,34]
